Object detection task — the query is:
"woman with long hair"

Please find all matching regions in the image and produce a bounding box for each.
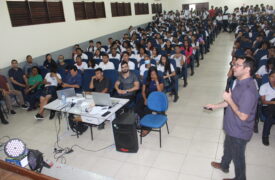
[135,66,164,136]
[158,55,179,102]
[181,40,194,76]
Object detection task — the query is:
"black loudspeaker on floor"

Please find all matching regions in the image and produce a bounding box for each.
[112,111,139,153]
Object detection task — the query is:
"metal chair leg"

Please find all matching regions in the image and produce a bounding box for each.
[90,125,93,141]
[159,128,162,148]
[140,128,142,144]
[166,122,169,134]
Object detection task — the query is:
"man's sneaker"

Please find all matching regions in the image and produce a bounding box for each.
[1,119,9,125]
[27,107,34,111]
[35,114,44,120]
[10,110,16,114]
[21,105,28,110]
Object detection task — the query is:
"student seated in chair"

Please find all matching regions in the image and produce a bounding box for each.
[259,70,275,146]
[0,74,27,115]
[57,55,67,70]
[88,68,109,94]
[8,59,28,99]
[114,61,139,105]
[74,55,88,72]
[43,54,57,70]
[25,66,43,111]
[135,66,164,137]
[88,68,110,129]
[118,52,136,71]
[74,48,88,61]
[157,55,179,102]
[98,54,115,70]
[61,65,82,93]
[34,67,62,120]
[23,55,38,76]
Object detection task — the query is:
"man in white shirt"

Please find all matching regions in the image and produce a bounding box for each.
[98,54,115,70]
[74,48,88,61]
[74,56,88,71]
[118,52,136,72]
[109,48,120,60]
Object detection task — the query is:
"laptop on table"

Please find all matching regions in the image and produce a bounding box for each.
[92,92,119,107]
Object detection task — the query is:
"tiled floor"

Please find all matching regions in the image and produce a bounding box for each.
[1,32,275,180]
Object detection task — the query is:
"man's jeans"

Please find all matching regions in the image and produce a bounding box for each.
[221,134,248,180]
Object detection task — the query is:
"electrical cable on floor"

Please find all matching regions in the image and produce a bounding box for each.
[52,112,114,164]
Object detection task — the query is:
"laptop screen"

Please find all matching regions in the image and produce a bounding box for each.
[56,88,76,100]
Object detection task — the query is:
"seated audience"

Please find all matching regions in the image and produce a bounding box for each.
[8,59,28,96]
[23,55,38,75]
[62,65,82,93]
[259,70,275,146]
[0,74,27,114]
[135,66,164,136]
[114,61,139,104]
[98,54,115,70]
[157,55,179,102]
[93,49,102,59]
[136,47,147,64]
[57,55,67,70]
[87,58,99,69]
[118,52,136,71]
[255,58,274,79]
[86,40,95,53]
[95,41,106,53]
[25,66,43,111]
[171,45,188,87]
[43,54,57,70]
[109,48,120,60]
[74,48,88,61]
[89,68,109,93]
[151,47,161,63]
[139,55,155,77]
[181,40,194,76]
[35,67,62,120]
[74,56,88,71]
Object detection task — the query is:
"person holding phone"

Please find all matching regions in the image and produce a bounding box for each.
[34,67,62,120]
[204,57,258,180]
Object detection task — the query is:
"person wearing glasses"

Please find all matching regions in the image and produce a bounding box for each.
[205,57,258,180]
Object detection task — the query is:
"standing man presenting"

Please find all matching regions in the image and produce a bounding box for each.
[205,57,258,180]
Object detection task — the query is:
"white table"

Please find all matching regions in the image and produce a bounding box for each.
[44,96,129,140]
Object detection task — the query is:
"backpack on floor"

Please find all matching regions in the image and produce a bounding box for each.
[68,114,88,135]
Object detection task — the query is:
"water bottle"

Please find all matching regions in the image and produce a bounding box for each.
[61,93,66,105]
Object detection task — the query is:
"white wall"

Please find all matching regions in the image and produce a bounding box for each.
[163,0,275,12]
[0,0,161,68]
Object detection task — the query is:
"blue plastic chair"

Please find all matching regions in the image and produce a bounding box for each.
[82,69,95,91]
[64,59,75,66]
[129,58,138,70]
[94,59,102,65]
[261,74,269,85]
[257,59,267,70]
[57,68,68,80]
[39,66,49,78]
[109,58,120,70]
[169,59,177,70]
[103,69,119,94]
[140,92,169,148]
[84,52,93,59]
